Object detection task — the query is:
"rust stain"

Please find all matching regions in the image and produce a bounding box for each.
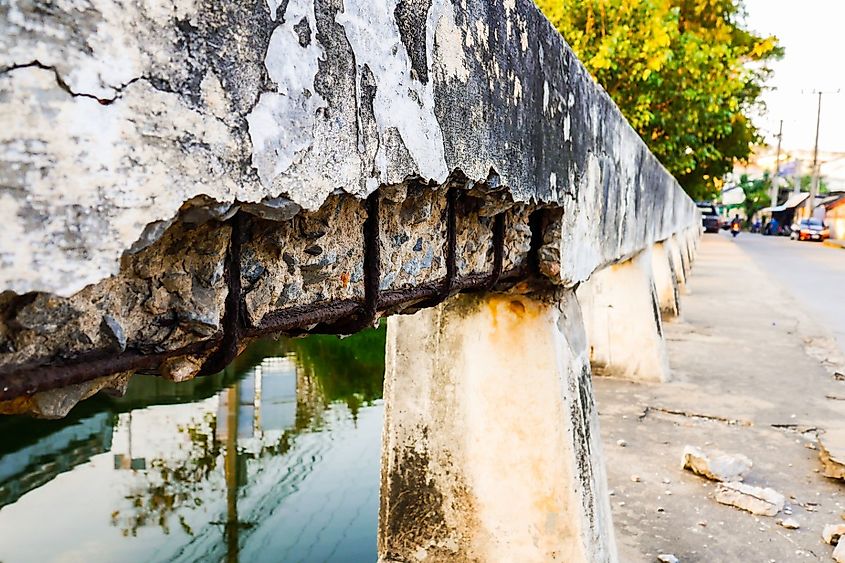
[339,271,350,287]
[508,299,526,316]
[0,395,36,415]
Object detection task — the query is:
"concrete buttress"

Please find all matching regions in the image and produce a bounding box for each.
[651,241,681,319]
[380,291,617,562]
[577,249,671,383]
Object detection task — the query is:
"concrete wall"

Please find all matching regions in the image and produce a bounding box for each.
[1,0,697,298]
[1,0,699,406]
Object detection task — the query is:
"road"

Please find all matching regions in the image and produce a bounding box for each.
[729,231,845,357]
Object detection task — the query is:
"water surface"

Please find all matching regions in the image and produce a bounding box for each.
[0,329,386,563]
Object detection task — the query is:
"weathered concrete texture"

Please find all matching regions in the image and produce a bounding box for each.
[1,0,698,298]
[681,445,752,482]
[381,291,617,562]
[0,220,230,371]
[577,248,671,383]
[651,241,681,318]
[378,184,449,292]
[241,194,367,327]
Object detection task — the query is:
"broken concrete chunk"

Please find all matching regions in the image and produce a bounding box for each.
[682,445,752,482]
[160,355,206,383]
[0,371,133,418]
[819,429,845,480]
[834,541,845,563]
[657,555,679,563]
[823,524,845,545]
[779,518,800,529]
[714,482,785,516]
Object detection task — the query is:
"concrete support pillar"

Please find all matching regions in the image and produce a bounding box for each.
[651,241,680,318]
[380,291,617,563]
[682,229,696,268]
[576,248,671,383]
[666,235,688,292]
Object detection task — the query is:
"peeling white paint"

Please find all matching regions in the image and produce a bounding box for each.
[0,68,242,295]
[247,0,326,188]
[265,0,286,20]
[337,0,448,186]
[1,0,194,99]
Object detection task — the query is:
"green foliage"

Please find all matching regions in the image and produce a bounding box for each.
[289,326,386,416]
[737,172,769,221]
[535,0,781,200]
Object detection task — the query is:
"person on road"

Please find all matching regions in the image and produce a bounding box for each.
[730,215,742,238]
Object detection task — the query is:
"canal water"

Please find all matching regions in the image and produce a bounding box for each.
[0,329,386,563]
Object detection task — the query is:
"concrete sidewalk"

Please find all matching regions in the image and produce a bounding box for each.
[597,234,845,562]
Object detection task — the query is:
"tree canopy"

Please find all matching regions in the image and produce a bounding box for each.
[535,0,782,200]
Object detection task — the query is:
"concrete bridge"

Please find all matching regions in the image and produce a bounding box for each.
[0,0,700,560]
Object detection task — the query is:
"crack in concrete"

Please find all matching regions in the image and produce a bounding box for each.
[0,60,143,105]
[639,405,753,427]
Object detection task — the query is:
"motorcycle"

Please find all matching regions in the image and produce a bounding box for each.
[730,222,741,238]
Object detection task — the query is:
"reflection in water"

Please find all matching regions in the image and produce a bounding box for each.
[0,328,386,563]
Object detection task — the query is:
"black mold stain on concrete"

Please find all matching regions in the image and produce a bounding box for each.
[394,0,433,84]
[649,281,663,337]
[570,363,598,533]
[381,444,450,559]
[667,257,681,316]
[293,16,311,47]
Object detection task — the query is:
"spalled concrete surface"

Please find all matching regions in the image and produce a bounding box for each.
[1,0,696,297]
[597,233,845,562]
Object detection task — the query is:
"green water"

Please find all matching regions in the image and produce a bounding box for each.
[0,328,386,563]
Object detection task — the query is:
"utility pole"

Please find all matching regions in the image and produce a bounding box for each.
[808,92,822,218]
[770,119,783,208]
[806,89,841,218]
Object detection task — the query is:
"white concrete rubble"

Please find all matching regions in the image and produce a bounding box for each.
[714,482,785,517]
[823,523,845,545]
[834,542,845,563]
[779,518,800,529]
[681,445,753,482]
[380,291,617,562]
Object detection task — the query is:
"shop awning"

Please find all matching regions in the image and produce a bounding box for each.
[770,192,809,213]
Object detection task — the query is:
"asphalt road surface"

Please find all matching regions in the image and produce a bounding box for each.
[726,230,845,356]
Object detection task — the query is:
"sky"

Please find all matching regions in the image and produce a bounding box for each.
[744,0,845,154]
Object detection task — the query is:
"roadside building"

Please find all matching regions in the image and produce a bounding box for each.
[822,194,845,240]
[758,192,809,235]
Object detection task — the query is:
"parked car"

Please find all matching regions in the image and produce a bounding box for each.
[697,203,721,233]
[789,218,830,242]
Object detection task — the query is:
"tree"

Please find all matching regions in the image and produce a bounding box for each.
[535,0,781,200]
[737,172,769,222]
